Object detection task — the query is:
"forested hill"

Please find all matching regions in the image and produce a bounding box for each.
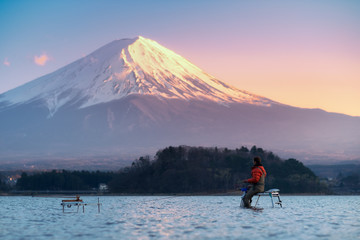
[109,146,329,194]
[14,145,329,194]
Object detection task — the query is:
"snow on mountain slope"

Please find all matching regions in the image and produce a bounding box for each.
[0,36,275,117]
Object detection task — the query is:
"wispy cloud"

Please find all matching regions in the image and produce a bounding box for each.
[34,53,50,66]
[3,58,10,66]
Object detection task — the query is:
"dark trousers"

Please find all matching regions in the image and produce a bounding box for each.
[243,185,263,208]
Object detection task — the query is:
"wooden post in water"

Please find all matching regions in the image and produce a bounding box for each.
[98,198,100,213]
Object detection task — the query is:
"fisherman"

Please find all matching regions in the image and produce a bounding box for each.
[75,195,82,202]
[242,156,267,208]
[61,195,83,202]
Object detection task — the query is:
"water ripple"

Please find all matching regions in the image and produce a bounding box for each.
[0,195,359,239]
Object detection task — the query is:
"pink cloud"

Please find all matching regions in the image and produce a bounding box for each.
[34,53,50,66]
[3,58,10,66]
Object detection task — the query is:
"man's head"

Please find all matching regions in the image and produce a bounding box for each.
[253,156,261,166]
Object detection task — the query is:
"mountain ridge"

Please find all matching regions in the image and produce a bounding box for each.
[0,36,275,118]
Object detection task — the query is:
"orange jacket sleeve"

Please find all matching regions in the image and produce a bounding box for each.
[246,167,266,183]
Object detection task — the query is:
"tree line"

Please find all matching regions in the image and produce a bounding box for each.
[10,145,330,194]
[108,145,329,194]
[13,145,330,194]
[16,170,115,191]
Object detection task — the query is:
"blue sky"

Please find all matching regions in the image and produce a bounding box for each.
[1,0,359,115]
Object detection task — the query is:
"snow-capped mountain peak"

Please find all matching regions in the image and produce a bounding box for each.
[0,36,274,116]
[0,37,359,167]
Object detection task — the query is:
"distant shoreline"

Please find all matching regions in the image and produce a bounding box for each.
[1,191,358,197]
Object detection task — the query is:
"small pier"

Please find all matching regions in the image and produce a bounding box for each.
[240,188,283,208]
[253,189,282,208]
[61,196,102,213]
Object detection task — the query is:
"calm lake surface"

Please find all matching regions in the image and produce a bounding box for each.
[0,195,359,239]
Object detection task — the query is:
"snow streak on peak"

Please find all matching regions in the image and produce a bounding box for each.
[0,36,274,116]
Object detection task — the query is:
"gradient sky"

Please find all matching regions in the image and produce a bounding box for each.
[1,0,359,116]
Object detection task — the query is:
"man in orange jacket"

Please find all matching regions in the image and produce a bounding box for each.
[242,156,267,208]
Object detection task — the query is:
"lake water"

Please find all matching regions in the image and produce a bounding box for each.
[0,195,359,239]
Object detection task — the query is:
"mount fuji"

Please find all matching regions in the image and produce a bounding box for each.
[0,36,359,169]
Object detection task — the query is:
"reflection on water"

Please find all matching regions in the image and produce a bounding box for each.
[0,195,359,239]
